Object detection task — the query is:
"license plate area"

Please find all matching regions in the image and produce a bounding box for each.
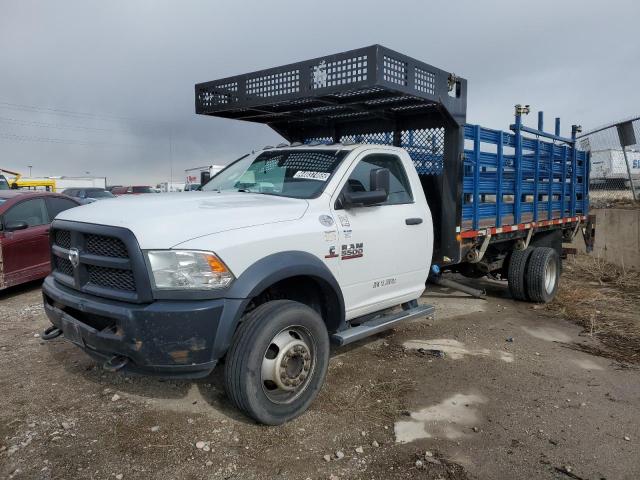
[62,315,86,347]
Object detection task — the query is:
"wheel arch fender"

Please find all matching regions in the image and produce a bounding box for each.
[212,251,345,359]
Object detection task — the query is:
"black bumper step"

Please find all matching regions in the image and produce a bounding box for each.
[331,304,435,346]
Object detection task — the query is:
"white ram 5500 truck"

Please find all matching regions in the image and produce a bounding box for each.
[42,144,434,424]
[42,45,591,424]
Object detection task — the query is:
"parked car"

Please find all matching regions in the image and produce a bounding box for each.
[183,183,201,191]
[111,186,153,195]
[62,188,115,204]
[0,191,80,290]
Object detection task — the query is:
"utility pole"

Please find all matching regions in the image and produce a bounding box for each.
[169,127,174,186]
[617,121,637,202]
[28,165,32,177]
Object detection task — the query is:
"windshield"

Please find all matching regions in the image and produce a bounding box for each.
[132,186,152,193]
[87,190,115,198]
[0,175,9,190]
[202,149,348,199]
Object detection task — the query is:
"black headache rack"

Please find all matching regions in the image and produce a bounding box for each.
[195,45,468,265]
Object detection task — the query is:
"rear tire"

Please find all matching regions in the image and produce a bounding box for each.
[526,247,560,303]
[508,247,533,301]
[224,300,330,425]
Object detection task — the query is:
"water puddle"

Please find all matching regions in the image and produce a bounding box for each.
[394,393,487,443]
[521,326,572,343]
[403,339,514,363]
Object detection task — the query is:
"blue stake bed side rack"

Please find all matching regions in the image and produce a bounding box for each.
[196,45,590,266]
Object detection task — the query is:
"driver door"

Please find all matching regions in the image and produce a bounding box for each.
[1,197,51,287]
[330,150,430,319]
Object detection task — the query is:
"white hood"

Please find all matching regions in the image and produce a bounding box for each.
[56,192,309,249]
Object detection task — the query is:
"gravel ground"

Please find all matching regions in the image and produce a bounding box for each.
[1,271,639,480]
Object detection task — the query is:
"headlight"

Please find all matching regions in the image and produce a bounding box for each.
[145,250,234,290]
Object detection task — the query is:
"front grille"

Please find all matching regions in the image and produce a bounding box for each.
[87,265,136,291]
[55,257,74,277]
[50,225,147,301]
[54,230,71,249]
[86,234,128,258]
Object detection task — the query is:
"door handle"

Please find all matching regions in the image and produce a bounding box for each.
[405,218,423,225]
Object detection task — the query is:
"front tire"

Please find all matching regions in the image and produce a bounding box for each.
[224,300,330,425]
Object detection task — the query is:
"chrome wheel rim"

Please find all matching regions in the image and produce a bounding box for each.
[544,259,557,294]
[261,326,316,404]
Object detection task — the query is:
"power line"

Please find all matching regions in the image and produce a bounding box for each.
[0,132,148,149]
[0,100,169,126]
[0,116,130,134]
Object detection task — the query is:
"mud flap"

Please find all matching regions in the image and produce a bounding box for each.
[582,214,596,253]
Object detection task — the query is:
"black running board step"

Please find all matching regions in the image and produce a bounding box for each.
[331,304,435,346]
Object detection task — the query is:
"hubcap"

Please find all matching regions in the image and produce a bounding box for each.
[544,258,557,294]
[261,326,316,404]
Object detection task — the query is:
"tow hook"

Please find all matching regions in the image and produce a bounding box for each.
[41,326,63,340]
[103,355,129,372]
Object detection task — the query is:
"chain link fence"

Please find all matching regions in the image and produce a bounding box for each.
[577,116,640,208]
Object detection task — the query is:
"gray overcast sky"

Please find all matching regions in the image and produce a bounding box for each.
[1,0,638,185]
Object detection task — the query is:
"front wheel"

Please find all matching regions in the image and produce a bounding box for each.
[224,300,330,425]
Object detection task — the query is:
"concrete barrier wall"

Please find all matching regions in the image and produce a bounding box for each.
[582,208,640,269]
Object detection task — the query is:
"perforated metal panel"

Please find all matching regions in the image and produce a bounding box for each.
[340,132,393,145]
[246,70,300,98]
[303,137,333,145]
[383,55,408,86]
[282,151,342,171]
[414,67,436,95]
[197,81,238,107]
[310,55,367,89]
[401,128,445,175]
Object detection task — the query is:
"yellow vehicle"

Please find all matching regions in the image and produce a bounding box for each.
[0,168,56,191]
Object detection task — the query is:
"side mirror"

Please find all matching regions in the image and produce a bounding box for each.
[342,168,390,208]
[5,220,29,231]
[370,167,390,194]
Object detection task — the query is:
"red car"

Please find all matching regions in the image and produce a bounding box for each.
[0,191,80,290]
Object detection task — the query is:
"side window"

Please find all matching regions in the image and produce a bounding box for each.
[47,197,78,219]
[4,198,49,227]
[345,154,413,205]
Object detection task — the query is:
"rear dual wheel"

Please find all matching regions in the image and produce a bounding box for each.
[508,247,560,303]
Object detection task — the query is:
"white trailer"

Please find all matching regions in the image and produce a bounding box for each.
[52,176,107,193]
[590,149,640,186]
[185,164,226,189]
[158,181,184,192]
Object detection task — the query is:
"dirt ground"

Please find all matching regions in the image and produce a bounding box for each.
[1,261,639,480]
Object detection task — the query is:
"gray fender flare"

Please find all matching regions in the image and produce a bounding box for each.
[212,251,345,359]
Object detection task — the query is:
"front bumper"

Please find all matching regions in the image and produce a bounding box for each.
[42,276,243,378]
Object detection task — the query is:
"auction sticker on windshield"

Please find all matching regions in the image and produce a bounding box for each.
[293,171,331,181]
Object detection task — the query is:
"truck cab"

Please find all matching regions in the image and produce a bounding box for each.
[42,143,433,424]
